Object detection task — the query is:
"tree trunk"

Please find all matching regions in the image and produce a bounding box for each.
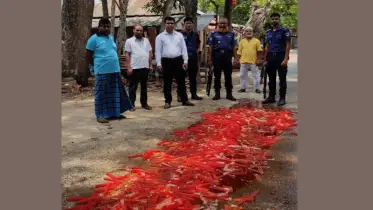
[224,0,232,30]
[110,0,116,36]
[102,0,109,18]
[160,0,175,31]
[61,0,94,84]
[116,0,129,55]
[245,0,271,38]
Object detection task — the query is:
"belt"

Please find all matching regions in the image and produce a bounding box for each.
[162,56,182,60]
[214,49,232,53]
[268,52,285,56]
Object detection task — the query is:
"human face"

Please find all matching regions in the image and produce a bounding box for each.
[245,30,253,39]
[218,19,228,29]
[133,26,143,39]
[165,20,175,32]
[184,21,194,31]
[270,16,280,27]
[98,23,110,35]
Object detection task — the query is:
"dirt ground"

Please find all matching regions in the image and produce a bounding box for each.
[61,51,298,209]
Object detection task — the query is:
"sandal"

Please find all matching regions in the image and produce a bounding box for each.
[97,118,109,123]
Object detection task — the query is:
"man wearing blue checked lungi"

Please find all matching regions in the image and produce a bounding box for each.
[86,18,135,123]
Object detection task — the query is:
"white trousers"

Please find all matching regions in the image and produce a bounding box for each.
[240,63,261,90]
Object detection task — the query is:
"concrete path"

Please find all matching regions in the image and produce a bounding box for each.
[61,50,298,209]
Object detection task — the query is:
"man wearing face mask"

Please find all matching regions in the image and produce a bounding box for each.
[124,24,153,110]
[263,13,291,106]
[86,18,135,123]
[206,17,237,101]
[179,17,203,101]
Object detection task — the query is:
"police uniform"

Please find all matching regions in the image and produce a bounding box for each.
[181,30,202,99]
[264,26,291,103]
[207,30,237,100]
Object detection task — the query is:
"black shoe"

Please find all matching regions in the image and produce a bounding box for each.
[191,94,203,100]
[142,105,153,110]
[177,96,182,102]
[226,93,237,101]
[182,101,195,106]
[262,96,276,104]
[277,98,286,106]
[164,103,171,109]
[238,89,246,93]
[255,89,262,94]
[212,92,221,100]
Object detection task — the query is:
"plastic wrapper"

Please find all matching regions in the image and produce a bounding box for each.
[66,106,297,210]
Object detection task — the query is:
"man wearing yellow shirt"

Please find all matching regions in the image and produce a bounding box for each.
[236,27,264,93]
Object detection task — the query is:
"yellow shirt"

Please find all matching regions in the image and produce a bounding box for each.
[237,38,262,64]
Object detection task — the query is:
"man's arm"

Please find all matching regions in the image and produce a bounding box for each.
[85,36,96,73]
[232,33,238,59]
[125,52,131,71]
[155,35,162,66]
[180,34,189,64]
[284,30,291,61]
[206,32,214,65]
[236,40,242,61]
[196,33,201,52]
[124,40,132,71]
[146,39,153,70]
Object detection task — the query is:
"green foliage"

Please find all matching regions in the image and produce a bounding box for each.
[259,0,298,30]
[198,0,297,29]
[232,0,252,25]
[144,0,184,15]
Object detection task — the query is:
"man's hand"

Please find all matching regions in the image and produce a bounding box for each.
[183,63,188,70]
[281,59,288,67]
[149,65,154,73]
[232,57,239,66]
[157,65,163,72]
[207,57,212,67]
[256,59,264,66]
[127,68,133,76]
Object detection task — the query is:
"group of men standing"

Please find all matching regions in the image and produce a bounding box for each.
[85,12,291,123]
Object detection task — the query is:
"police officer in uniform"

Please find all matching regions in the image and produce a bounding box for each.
[263,13,291,106]
[206,17,237,101]
[179,16,203,100]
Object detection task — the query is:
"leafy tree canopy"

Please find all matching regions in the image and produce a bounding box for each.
[198,0,297,30]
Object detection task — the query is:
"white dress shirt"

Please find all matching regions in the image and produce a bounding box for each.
[124,36,152,69]
[155,30,188,66]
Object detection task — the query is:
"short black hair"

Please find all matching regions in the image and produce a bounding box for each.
[98,18,111,26]
[164,16,175,23]
[270,13,281,18]
[184,16,194,23]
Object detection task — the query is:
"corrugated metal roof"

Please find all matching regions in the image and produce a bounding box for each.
[93,0,184,18]
[92,14,215,31]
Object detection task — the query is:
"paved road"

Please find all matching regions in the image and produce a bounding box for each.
[242,49,298,210]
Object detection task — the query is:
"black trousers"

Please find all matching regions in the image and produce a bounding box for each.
[187,54,199,95]
[266,52,288,98]
[161,56,188,104]
[128,68,149,106]
[212,51,233,92]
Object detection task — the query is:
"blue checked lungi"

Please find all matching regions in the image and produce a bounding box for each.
[94,72,134,119]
